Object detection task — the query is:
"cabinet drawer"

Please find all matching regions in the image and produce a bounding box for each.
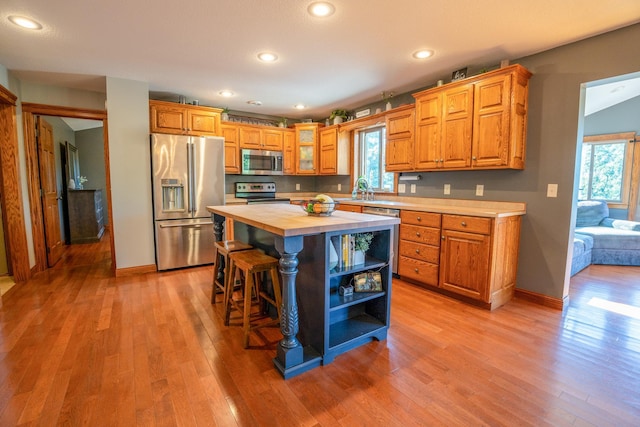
[442,214,491,235]
[400,210,441,227]
[399,240,439,264]
[398,256,439,286]
[399,224,440,246]
[337,204,362,213]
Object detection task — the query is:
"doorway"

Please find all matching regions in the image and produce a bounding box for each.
[570,72,640,284]
[21,103,115,275]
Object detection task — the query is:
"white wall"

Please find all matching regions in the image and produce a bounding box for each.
[106,77,154,269]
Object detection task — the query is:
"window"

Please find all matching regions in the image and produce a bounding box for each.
[578,132,637,210]
[357,125,394,192]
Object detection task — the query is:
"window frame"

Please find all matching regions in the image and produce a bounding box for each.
[581,132,639,217]
[356,124,394,192]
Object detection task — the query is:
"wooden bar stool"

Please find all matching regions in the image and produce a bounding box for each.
[211,240,252,305]
[224,249,282,348]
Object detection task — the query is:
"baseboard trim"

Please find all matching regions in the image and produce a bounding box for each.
[115,264,157,277]
[514,288,566,310]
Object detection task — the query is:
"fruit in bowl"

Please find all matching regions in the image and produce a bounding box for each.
[300,194,338,216]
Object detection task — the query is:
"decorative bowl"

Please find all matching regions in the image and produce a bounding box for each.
[299,200,339,216]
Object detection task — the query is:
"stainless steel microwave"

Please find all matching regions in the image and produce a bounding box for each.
[241,149,283,175]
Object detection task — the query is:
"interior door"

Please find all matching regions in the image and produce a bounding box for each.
[37,117,63,266]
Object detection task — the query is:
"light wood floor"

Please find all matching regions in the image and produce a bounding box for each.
[0,234,639,426]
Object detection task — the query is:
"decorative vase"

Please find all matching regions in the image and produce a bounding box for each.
[354,250,365,265]
[221,112,229,121]
[333,116,343,125]
[385,101,392,111]
[329,242,338,269]
[279,122,285,128]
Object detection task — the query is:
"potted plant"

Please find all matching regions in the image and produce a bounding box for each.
[277,117,288,128]
[221,107,230,121]
[329,109,348,125]
[354,232,374,265]
[381,91,394,111]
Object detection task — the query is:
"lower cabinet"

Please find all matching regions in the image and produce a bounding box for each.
[336,204,362,213]
[296,227,392,364]
[398,210,521,310]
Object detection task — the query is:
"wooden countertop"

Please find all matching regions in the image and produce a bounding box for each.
[207,203,400,237]
[283,194,525,218]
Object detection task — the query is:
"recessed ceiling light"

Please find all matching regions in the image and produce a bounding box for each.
[308,2,335,17]
[412,49,435,60]
[247,100,263,106]
[219,90,234,97]
[257,52,278,62]
[294,104,306,110]
[8,15,43,30]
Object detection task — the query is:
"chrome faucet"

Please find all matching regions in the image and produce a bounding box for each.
[354,176,373,200]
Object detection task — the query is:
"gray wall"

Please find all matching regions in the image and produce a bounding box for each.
[76,126,109,225]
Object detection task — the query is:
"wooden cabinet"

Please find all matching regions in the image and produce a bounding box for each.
[319,125,350,175]
[237,125,284,151]
[294,123,321,175]
[220,124,240,174]
[68,189,104,244]
[336,204,362,213]
[398,211,441,287]
[411,64,531,172]
[439,215,491,301]
[283,130,295,174]
[150,100,221,136]
[397,210,521,310]
[385,106,415,171]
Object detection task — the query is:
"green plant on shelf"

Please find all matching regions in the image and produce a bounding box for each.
[354,232,374,252]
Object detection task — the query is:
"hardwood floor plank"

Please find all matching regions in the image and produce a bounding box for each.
[0,234,639,426]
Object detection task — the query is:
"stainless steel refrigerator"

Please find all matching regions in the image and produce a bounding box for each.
[151,133,225,270]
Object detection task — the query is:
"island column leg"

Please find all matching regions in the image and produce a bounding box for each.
[274,235,304,372]
[212,214,225,288]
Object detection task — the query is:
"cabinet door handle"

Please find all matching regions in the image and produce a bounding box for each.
[416,232,421,237]
[472,156,477,160]
[417,216,421,221]
[461,221,467,227]
[414,268,419,273]
[415,249,420,254]
[441,235,445,240]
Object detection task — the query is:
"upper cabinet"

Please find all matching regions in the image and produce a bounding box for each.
[385,105,415,172]
[283,130,296,175]
[294,123,320,175]
[319,125,350,175]
[238,125,285,151]
[220,124,240,174]
[411,64,531,172]
[150,100,221,137]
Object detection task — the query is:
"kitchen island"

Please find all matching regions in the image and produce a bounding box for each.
[207,203,400,379]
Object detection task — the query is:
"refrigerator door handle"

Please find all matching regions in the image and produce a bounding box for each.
[187,140,195,215]
[158,221,213,228]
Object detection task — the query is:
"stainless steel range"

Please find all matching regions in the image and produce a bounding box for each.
[235,182,290,204]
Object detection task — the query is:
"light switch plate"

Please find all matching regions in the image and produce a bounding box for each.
[295,183,300,191]
[410,184,416,193]
[476,184,484,196]
[337,184,342,192]
[547,183,558,197]
[398,183,406,193]
[444,184,451,195]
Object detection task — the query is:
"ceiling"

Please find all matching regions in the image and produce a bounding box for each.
[1,0,639,119]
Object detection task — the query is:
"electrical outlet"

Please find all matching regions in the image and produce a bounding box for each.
[547,183,558,197]
[410,184,416,194]
[337,183,342,192]
[398,183,406,193]
[295,183,300,191]
[444,184,451,195]
[476,184,484,196]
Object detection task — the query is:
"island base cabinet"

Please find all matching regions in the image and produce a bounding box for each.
[294,229,392,366]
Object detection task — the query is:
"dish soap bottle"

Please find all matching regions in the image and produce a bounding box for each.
[351,187,357,200]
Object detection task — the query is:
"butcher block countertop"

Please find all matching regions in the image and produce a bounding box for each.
[225,193,526,218]
[207,203,400,237]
